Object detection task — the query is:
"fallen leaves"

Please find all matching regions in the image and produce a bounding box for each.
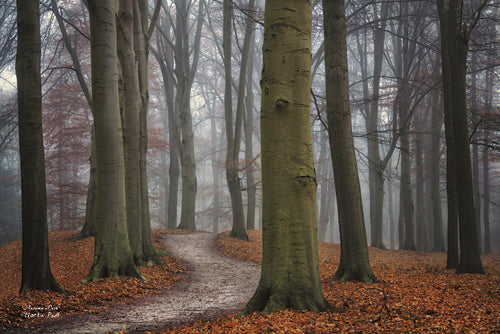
[2,229,499,333]
[154,230,499,333]
[0,229,187,331]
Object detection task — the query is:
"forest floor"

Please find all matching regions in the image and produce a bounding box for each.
[0,229,499,333]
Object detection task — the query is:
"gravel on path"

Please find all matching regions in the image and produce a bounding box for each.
[8,231,260,334]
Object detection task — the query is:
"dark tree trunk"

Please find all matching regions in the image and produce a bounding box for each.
[17,0,64,293]
[324,0,377,283]
[437,0,483,273]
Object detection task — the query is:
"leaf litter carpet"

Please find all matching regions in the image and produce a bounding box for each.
[0,230,260,333]
[0,229,499,333]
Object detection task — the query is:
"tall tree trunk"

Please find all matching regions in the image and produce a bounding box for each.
[51,0,96,241]
[134,0,161,265]
[431,92,445,252]
[151,31,179,229]
[388,178,395,249]
[324,0,377,283]
[84,0,143,282]
[223,0,248,241]
[437,1,459,268]
[245,26,257,231]
[242,0,329,314]
[438,0,483,274]
[118,0,143,266]
[211,99,221,234]
[174,0,203,230]
[17,0,64,293]
[482,139,490,253]
[74,126,96,240]
[471,68,481,250]
[317,133,329,243]
[367,3,388,249]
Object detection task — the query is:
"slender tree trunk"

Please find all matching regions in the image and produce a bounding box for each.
[175,0,203,230]
[151,32,179,229]
[471,66,481,247]
[431,92,445,252]
[211,100,221,234]
[118,0,143,266]
[242,0,329,314]
[482,140,490,253]
[223,0,248,241]
[415,110,426,251]
[17,0,64,293]
[324,0,377,283]
[367,4,388,249]
[134,0,161,265]
[388,178,395,249]
[245,27,257,231]
[317,134,329,243]
[84,0,143,282]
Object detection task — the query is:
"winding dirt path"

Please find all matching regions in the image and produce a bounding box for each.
[18,232,261,334]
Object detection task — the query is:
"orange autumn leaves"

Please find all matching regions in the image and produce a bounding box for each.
[156,230,499,333]
[0,230,187,331]
[1,229,499,333]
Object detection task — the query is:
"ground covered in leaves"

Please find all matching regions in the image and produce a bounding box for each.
[156,230,500,333]
[0,229,188,331]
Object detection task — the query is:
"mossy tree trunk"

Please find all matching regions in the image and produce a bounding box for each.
[17,0,64,293]
[84,0,143,282]
[241,0,329,314]
[323,0,378,283]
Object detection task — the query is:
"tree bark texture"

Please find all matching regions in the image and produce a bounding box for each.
[84,0,143,282]
[242,0,329,314]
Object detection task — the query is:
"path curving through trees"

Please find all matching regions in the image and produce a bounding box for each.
[19,231,261,334]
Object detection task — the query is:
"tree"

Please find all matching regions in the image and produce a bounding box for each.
[241,0,329,314]
[16,0,63,293]
[174,0,204,230]
[118,0,143,265]
[84,0,143,282]
[223,0,251,241]
[437,0,484,274]
[323,0,378,283]
[134,0,162,264]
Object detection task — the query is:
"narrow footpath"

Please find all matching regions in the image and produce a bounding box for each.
[17,232,261,334]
